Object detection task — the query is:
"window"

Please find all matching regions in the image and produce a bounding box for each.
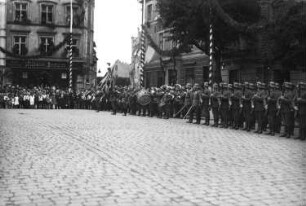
[41,4,53,24]
[66,6,82,27]
[147,4,153,22]
[61,73,67,79]
[185,68,195,85]
[13,36,27,55]
[65,39,79,57]
[159,33,164,50]
[22,72,28,79]
[40,37,54,55]
[15,3,28,22]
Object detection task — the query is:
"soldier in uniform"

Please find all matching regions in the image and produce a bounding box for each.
[242,82,253,131]
[252,82,266,134]
[210,83,221,127]
[188,83,202,124]
[110,86,119,115]
[220,83,231,128]
[183,83,192,118]
[120,87,129,116]
[279,82,295,138]
[296,82,306,140]
[266,82,282,136]
[231,82,243,130]
[201,82,211,125]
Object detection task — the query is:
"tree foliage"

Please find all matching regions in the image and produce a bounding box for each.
[270,1,306,68]
[156,0,261,82]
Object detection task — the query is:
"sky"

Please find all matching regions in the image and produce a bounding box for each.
[94,0,142,76]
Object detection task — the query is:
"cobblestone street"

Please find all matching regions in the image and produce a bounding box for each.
[0,110,305,206]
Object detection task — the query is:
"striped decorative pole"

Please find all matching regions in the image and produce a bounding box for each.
[139,0,146,88]
[209,23,213,86]
[69,0,73,89]
[140,28,145,87]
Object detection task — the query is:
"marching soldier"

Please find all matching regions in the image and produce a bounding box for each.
[266,82,282,136]
[211,83,221,127]
[201,82,211,125]
[296,82,306,140]
[252,82,266,134]
[188,83,202,124]
[279,82,295,138]
[231,82,243,130]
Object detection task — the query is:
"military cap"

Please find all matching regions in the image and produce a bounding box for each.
[248,83,256,90]
[283,82,294,90]
[274,83,280,89]
[228,84,233,89]
[233,82,242,89]
[269,81,275,88]
[258,82,266,89]
[298,82,306,90]
[193,83,200,89]
[213,83,219,88]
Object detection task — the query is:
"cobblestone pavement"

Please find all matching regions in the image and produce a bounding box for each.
[0,109,306,206]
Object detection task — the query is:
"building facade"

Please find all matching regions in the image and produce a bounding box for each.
[0,0,6,87]
[141,0,209,88]
[3,0,96,90]
[140,0,306,87]
[222,0,306,84]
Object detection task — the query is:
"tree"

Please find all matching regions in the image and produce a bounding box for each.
[156,0,261,83]
[270,1,306,69]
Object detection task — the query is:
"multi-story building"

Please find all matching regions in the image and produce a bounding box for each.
[141,0,209,88]
[140,0,305,87]
[3,0,96,90]
[222,0,306,84]
[0,0,6,87]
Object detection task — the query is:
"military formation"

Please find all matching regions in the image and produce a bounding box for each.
[94,81,306,141]
[1,81,306,140]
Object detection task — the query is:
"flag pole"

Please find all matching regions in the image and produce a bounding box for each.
[139,0,146,88]
[69,0,73,90]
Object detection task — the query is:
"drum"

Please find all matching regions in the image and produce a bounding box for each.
[137,89,151,106]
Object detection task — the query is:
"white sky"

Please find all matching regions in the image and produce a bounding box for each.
[94,0,142,76]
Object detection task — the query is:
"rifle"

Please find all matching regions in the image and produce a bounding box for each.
[183,105,193,119]
[174,105,186,117]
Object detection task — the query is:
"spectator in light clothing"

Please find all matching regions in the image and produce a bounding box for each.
[13,94,19,109]
[29,93,35,109]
